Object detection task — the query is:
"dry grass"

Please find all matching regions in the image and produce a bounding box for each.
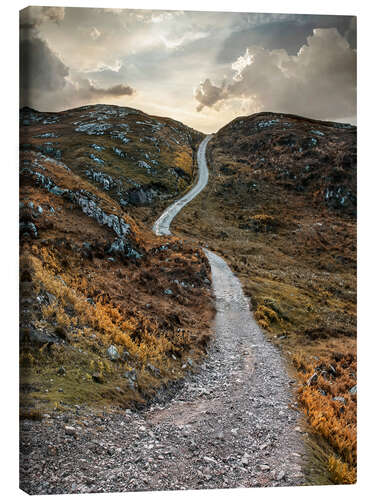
[291,345,356,483]
[19,148,214,413]
[19,408,43,421]
[148,113,357,484]
[328,456,356,485]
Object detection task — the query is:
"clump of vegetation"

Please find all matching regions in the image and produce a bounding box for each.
[248,214,279,232]
[328,456,356,485]
[254,304,279,330]
[292,348,356,484]
[20,408,42,421]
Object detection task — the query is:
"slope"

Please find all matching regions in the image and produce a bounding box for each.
[19,105,213,413]
[171,111,357,483]
[20,104,203,207]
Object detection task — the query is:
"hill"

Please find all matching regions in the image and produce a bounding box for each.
[19,104,213,413]
[20,104,203,207]
[171,112,357,483]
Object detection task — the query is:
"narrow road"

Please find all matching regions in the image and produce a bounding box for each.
[147,136,308,488]
[20,136,309,495]
[153,134,212,236]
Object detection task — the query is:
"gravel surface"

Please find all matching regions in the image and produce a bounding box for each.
[20,136,309,494]
[153,134,212,236]
[19,248,308,494]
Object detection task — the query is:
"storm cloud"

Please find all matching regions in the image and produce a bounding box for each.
[195,79,227,112]
[20,36,69,94]
[20,7,136,110]
[20,6,65,30]
[195,28,356,121]
[76,80,135,99]
[217,15,356,63]
[19,7,357,132]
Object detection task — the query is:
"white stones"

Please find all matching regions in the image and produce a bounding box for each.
[89,153,105,165]
[110,129,130,143]
[75,122,112,135]
[64,426,77,437]
[85,169,116,191]
[275,470,285,481]
[107,345,120,361]
[259,464,270,471]
[137,160,153,172]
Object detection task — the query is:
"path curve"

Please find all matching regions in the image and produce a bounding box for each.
[19,136,309,495]
[153,134,212,236]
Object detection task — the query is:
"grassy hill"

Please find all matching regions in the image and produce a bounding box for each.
[20,104,204,208]
[19,106,357,484]
[19,105,213,414]
[171,112,357,483]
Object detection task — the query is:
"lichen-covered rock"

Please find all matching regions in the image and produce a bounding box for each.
[89,153,105,165]
[90,144,106,152]
[113,147,126,158]
[34,132,59,139]
[85,169,116,191]
[137,160,153,172]
[75,122,112,135]
[69,191,130,238]
[110,128,130,144]
[106,345,120,361]
[20,221,38,238]
[257,119,280,128]
[20,161,144,259]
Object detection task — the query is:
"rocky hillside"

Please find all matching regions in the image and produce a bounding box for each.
[212,112,356,216]
[172,112,357,483]
[19,105,213,414]
[20,104,203,208]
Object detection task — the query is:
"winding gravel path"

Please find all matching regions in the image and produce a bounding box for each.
[20,136,309,495]
[148,135,308,489]
[153,134,212,236]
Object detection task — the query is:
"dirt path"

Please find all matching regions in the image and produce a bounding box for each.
[20,136,309,494]
[153,134,212,236]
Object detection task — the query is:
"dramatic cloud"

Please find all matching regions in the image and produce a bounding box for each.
[195,79,227,112]
[217,15,356,63]
[90,27,101,40]
[20,36,69,94]
[76,80,135,99]
[20,6,65,30]
[19,7,357,132]
[195,28,356,121]
[20,7,135,110]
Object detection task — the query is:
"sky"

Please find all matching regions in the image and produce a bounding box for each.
[19,6,356,133]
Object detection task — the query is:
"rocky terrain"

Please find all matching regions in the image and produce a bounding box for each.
[20,208,314,495]
[20,104,203,209]
[213,112,356,216]
[19,105,214,414]
[172,112,357,483]
[19,108,357,492]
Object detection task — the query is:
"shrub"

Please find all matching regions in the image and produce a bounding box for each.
[250,214,278,232]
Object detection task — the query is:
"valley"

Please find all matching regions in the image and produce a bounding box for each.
[19,106,357,492]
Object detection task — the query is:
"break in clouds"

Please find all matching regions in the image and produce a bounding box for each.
[194,28,356,120]
[19,7,356,132]
[20,7,135,110]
